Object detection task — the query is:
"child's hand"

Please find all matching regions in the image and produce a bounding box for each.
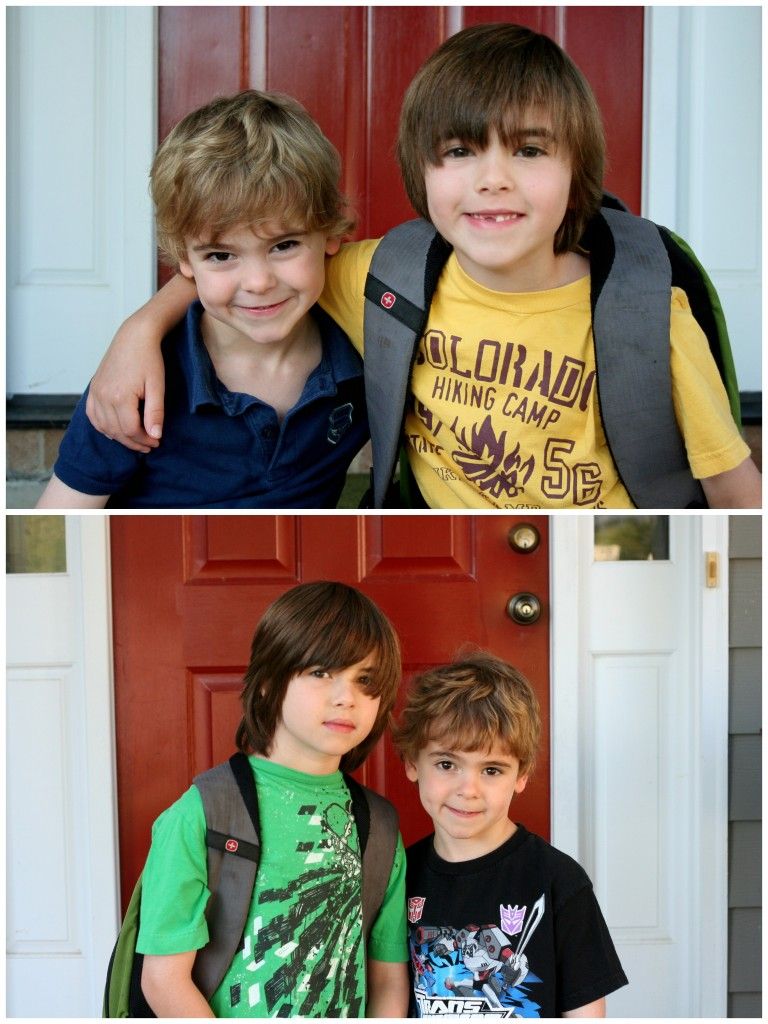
[86,319,165,448]
[85,272,195,450]
[86,326,166,452]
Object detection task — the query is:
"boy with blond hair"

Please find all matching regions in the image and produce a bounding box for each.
[83,23,759,508]
[38,90,367,508]
[393,652,627,1018]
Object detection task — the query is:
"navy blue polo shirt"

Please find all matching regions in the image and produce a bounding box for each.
[54,302,369,507]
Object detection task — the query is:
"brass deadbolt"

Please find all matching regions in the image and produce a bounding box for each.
[508,524,541,554]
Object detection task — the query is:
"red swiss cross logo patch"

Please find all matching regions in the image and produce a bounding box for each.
[225,838,239,853]
[381,291,396,310]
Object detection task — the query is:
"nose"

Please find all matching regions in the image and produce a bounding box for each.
[241,258,277,294]
[456,771,481,798]
[331,670,357,707]
[475,143,514,194]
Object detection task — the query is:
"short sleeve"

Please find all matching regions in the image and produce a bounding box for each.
[367,834,409,963]
[136,786,211,956]
[319,239,381,355]
[669,288,750,479]
[554,884,628,1013]
[54,386,142,495]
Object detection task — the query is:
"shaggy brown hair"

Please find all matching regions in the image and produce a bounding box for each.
[397,23,605,255]
[235,581,401,773]
[151,90,354,265]
[392,650,541,777]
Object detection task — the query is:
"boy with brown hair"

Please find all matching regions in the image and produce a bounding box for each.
[38,90,368,508]
[136,580,409,1017]
[393,652,627,1018]
[84,23,759,508]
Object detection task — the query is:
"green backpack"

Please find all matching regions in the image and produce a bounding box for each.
[362,194,741,509]
[103,752,399,1017]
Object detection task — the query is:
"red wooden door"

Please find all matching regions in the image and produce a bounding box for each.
[158,6,643,246]
[111,514,550,907]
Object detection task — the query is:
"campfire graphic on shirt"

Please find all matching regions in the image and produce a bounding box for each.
[409,894,546,1018]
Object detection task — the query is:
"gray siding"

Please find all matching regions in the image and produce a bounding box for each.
[728,516,762,1017]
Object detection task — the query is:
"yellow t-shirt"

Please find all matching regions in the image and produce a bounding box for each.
[321,239,748,509]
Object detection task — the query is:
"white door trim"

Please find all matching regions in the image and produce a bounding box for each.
[77,514,122,1009]
[6,514,120,1017]
[550,514,729,1016]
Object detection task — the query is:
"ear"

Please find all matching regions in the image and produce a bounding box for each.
[404,760,419,783]
[178,259,195,280]
[514,772,529,796]
[325,236,342,257]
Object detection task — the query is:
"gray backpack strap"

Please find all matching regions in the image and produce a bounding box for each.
[363,219,450,507]
[191,756,260,1000]
[358,786,399,939]
[594,207,706,508]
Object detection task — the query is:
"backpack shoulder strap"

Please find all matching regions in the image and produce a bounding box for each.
[363,219,451,507]
[344,775,399,939]
[191,753,261,999]
[590,205,707,508]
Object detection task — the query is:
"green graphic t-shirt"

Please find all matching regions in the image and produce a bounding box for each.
[137,756,407,1017]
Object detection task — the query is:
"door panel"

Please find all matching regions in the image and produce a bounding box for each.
[158,6,643,251]
[111,514,550,908]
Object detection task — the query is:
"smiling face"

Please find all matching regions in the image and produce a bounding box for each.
[423,126,574,292]
[269,657,382,775]
[405,740,529,861]
[179,220,340,351]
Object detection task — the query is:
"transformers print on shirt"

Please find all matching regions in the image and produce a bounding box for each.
[408,894,546,1018]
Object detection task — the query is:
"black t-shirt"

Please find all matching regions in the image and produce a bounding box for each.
[406,826,628,1018]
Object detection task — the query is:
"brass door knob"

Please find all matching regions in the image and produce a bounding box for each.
[508,523,541,553]
[506,593,542,624]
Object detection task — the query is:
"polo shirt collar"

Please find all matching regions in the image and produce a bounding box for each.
[180,301,362,416]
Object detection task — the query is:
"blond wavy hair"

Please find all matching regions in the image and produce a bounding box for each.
[151,90,354,265]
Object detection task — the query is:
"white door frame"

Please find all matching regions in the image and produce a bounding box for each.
[550,514,729,1017]
[6,514,120,1017]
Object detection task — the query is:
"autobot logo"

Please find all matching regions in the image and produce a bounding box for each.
[225,838,239,853]
[381,291,396,309]
[408,896,426,923]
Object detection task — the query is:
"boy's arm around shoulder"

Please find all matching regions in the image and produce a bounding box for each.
[318,238,381,353]
[86,273,197,451]
[700,455,762,508]
[141,951,214,1017]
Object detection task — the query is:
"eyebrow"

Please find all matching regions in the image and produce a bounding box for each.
[191,229,309,253]
[429,749,515,767]
[191,242,232,253]
[514,126,556,141]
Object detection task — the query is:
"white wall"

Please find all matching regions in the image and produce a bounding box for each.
[6,7,156,396]
[644,6,762,394]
